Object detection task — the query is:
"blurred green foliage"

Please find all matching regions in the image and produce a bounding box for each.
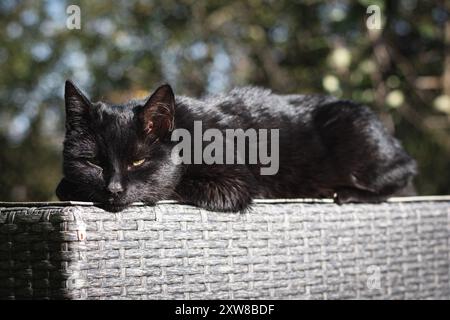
[0,0,449,201]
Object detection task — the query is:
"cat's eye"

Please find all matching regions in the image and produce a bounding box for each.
[86,158,102,169]
[131,159,145,167]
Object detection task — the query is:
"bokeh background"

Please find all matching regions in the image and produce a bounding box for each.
[0,0,449,202]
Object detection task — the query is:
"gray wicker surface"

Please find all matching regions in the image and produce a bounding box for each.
[0,199,449,299]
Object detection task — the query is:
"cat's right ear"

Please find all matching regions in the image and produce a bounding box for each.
[64,80,91,129]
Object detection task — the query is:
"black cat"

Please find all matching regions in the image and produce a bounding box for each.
[56,80,417,212]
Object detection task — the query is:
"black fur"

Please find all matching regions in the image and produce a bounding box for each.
[56,81,417,212]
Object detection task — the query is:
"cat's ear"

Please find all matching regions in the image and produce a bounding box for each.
[141,84,175,138]
[64,80,91,128]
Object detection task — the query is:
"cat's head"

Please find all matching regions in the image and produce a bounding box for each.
[56,80,182,211]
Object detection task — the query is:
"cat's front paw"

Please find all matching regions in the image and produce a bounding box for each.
[176,170,255,213]
[182,195,252,213]
[334,187,387,205]
[202,198,252,213]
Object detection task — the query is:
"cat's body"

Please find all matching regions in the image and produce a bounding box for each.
[57,81,417,212]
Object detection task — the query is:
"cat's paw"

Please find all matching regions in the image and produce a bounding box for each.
[182,194,252,213]
[334,187,387,205]
[202,199,252,213]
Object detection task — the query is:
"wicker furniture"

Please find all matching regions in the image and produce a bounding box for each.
[1,197,449,299]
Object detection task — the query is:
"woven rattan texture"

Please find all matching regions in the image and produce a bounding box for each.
[1,201,449,299]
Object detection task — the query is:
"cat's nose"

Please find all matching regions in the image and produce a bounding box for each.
[107,181,124,195]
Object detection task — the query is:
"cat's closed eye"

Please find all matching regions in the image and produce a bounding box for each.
[86,158,103,170]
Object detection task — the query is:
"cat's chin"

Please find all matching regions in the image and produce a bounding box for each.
[98,202,130,212]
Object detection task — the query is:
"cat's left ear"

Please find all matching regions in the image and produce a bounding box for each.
[141,84,175,139]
